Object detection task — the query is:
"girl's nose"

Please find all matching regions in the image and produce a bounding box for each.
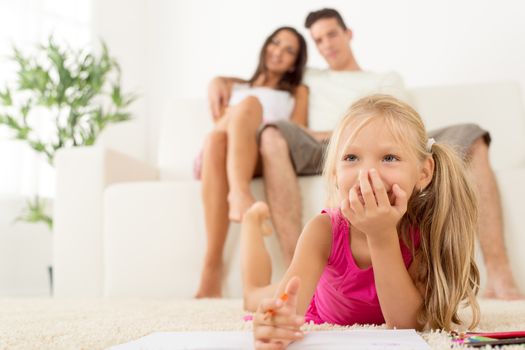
[357,168,382,181]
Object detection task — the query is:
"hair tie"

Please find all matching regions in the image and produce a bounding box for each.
[426,138,436,152]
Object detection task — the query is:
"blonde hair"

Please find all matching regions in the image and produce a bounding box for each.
[323,94,480,330]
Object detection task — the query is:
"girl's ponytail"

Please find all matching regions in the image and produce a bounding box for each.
[406,142,480,330]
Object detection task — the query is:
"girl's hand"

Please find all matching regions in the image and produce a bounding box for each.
[341,168,408,242]
[253,277,305,350]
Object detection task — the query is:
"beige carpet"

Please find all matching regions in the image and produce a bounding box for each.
[1,298,524,349]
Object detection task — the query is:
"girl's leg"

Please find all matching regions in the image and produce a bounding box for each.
[241,201,279,311]
[226,96,264,221]
[195,130,229,298]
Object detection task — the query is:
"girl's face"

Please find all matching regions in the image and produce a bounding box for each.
[264,30,300,75]
[335,117,433,205]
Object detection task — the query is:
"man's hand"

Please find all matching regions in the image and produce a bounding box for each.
[208,77,231,122]
[253,277,305,349]
[341,168,408,244]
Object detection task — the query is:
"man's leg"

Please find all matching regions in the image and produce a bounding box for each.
[467,137,522,299]
[195,130,229,298]
[259,127,302,265]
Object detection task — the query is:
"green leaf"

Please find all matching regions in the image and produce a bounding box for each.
[6,114,22,130]
[110,112,130,122]
[29,139,46,153]
[111,84,122,107]
[21,99,32,119]
[122,92,137,108]
[0,88,13,106]
[12,46,29,70]
[15,196,53,229]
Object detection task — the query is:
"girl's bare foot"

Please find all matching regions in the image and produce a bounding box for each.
[244,201,273,236]
[228,191,256,222]
[195,262,223,298]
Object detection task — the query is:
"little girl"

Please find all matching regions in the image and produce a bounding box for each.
[242,94,480,348]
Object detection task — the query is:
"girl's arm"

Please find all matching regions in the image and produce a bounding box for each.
[252,213,332,347]
[368,233,425,330]
[344,169,424,330]
[289,84,308,128]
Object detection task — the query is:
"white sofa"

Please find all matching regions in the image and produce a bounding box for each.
[53,81,525,298]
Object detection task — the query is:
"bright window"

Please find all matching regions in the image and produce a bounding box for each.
[0,0,91,197]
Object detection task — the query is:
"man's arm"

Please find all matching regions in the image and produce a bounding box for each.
[208,76,247,121]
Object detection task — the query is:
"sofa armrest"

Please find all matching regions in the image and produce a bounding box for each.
[53,146,158,297]
[103,178,289,298]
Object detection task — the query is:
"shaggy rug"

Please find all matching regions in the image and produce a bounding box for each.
[0,298,524,349]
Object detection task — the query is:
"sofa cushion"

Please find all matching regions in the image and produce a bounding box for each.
[410,82,525,170]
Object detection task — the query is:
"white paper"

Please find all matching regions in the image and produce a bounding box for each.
[109,329,430,350]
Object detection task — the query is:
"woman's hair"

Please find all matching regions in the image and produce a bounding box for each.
[248,26,307,93]
[323,94,480,330]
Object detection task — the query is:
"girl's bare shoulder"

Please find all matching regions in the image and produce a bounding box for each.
[298,213,332,260]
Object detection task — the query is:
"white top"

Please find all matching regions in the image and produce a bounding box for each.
[303,68,409,131]
[228,83,295,123]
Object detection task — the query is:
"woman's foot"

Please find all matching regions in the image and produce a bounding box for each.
[228,190,256,222]
[195,262,223,298]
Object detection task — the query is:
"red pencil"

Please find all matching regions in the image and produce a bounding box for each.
[466,330,525,339]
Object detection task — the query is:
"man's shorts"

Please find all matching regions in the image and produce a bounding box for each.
[258,121,491,176]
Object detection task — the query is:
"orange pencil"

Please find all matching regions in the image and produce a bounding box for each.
[263,293,289,320]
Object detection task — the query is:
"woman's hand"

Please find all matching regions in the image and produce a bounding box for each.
[341,168,408,244]
[208,77,231,122]
[253,277,305,350]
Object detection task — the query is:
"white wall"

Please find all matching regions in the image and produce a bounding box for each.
[91,0,149,161]
[90,0,525,161]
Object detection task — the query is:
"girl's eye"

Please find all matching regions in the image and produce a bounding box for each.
[343,154,358,162]
[383,154,399,162]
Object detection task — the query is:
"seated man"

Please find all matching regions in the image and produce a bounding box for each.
[208,8,522,300]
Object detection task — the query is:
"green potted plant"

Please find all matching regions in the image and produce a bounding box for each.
[0,37,136,228]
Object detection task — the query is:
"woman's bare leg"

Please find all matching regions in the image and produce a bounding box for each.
[241,201,279,311]
[226,96,263,222]
[195,130,229,298]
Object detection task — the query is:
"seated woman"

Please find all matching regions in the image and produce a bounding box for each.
[195,26,309,298]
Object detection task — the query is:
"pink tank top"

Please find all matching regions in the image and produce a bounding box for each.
[305,208,420,325]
